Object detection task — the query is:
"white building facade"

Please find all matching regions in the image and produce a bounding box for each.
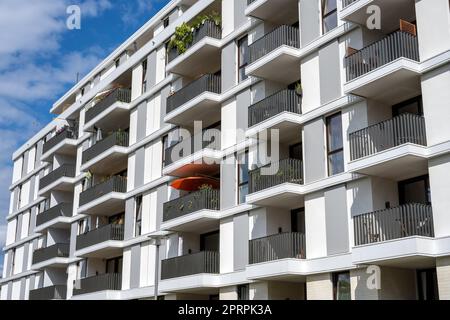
[2,0,450,300]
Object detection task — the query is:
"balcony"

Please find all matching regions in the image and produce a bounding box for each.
[247,158,303,208]
[162,189,220,231]
[165,74,221,125]
[38,164,76,194]
[29,285,67,300]
[249,232,306,264]
[72,273,122,296]
[246,0,299,25]
[246,25,300,84]
[84,88,131,128]
[42,126,77,160]
[166,20,222,77]
[348,113,428,180]
[32,243,70,267]
[35,203,72,231]
[76,224,124,258]
[78,175,127,215]
[161,251,219,280]
[81,132,129,174]
[344,31,421,103]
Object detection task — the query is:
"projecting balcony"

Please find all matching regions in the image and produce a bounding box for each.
[84,88,131,130]
[161,251,219,280]
[38,164,76,195]
[41,126,78,161]
[352,203,435,265]
[246,0,299,25]
[162,189,220,231]
[348,113,428,180]
[32,243,70,269]
[340,0,416,34]
[247,158,303,208]
[76,224,124,258]
[72,273,122,296]
[166,20,222,77]
[163,131,221,177]
[35,203,72,232]
[81,132,129,174]
[78,176,127,215]
[247,89,302,138]
[29,285,67,300]
[246,25,300,84]
[344,31,421,103]
[165,74,221,125]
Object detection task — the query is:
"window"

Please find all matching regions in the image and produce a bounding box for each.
[142,59,148,93]
[200,230,220,252]
[238,284,249,300]
[417,269,439,300]
[163,16,170,28]
[135,195,143,236]
[106,256,123,274]
[162,135,168,168]
[238,36,249,83]
[291,208,305,233]
[238,151,249,204]
[326,112,344,176]
[392,96,423,116]
[322,0,338,34]
[398,175,431,205]
[333,271,350,300]
[10,248,16,276]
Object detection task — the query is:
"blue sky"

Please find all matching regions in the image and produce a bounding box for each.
[0,0,169,276]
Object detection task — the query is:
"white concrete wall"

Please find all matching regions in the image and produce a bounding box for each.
[305,192,327,258]
[306,273,333,300]
[429,153,450,237]
[220,218,234,273]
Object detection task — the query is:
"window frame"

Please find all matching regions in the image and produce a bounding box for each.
[326,112,344,176]
[134,195,143,237]
[238,151,249,205]
[321,0,338,34]
[237,35,249,83]
[332,271,351,300]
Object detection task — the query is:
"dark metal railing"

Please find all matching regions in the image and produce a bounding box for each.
[36,203,72,227]
[167,74,221,114]
[29,285,67,300]
[342,0,358,8]
[168,20,222,63]
[79,175,127,207]
[161,251,219,280]
[82,131,129,164]
[163,189,220,222]
[72,273,122,296]
[85,88,131,124]
[349,113,427,161]
[249,232,306,264]
[43,126,77,155]
[76,224,124,250]
[32,243,70,265]
[39,164,76,190]
[354,203,434,246]
[249,158,303,194]
[247,0,258,5]
[345,31,419,81]
[248,89,302,127]
[249,25,300,64]
[164,129,221,166]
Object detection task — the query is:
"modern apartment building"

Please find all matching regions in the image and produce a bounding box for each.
[1,0,450,300]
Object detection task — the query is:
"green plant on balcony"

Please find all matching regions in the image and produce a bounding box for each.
[295,82,302,96]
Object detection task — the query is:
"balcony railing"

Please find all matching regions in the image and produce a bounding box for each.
[79,175,127,207]
[354,203,434,246]
[36,203,72,227]
[76,223,124,250]
[161,251,219,280]
[249,158,303,194]
[164,130,221,167]
[248,89,302,127]
[29,285,67,300]
[82,131,129,164]
[39,164,76,190]
[167,74,221,114]
[32,243,70,265]
[43,126,77,155]
[342,0,358,8]
[249,25,300,64]
[249,232,306,264]
[85,88,131,124]
[345,31,419,81]
[247,0,258,5]
[349,113,427,161]
[163,189,220,222]
[167,20,222,63]
[72,273,122,296]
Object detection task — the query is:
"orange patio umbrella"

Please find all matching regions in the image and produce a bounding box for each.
[170,176,220,191]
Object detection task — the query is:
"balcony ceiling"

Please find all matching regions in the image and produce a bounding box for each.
[246,0,299,25]
[83,152,128,175]
[167,44,221,78]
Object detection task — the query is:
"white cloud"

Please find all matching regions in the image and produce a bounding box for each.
[120,0,160,26]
